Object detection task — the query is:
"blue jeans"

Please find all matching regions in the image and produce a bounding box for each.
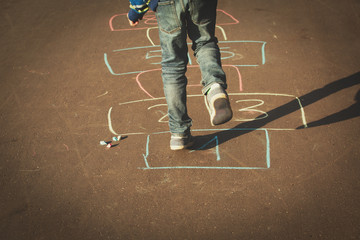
[156,0,227,134]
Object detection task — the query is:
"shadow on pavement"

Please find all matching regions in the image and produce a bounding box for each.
[191,71,360,150]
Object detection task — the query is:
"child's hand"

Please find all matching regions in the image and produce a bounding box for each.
[127,13,139,27]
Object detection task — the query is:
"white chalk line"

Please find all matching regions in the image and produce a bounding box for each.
[119,93,307,128]
[234,99,268,121]
[108,106,146,136]
[96,91,108,98]
[111,93,308,135]
[296,97,308,128]
[146,27,158,46]
[107,107,118,135]
[147,104,169,123]
[216,25,227,41]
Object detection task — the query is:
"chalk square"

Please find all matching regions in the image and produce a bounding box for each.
[110,93,307,137]
[134,66,242,99]
[104,41,266,76]
[141,129,270,170]
[225,93,307,130]
[110,98,170,135]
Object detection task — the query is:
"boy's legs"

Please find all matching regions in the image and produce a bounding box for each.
[187,0,233,125]
[156,0,193,149]
[187,0,226,92]
[155,0,231,150]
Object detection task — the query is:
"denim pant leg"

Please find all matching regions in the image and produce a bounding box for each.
[156,0,192,135]
[187,0,227,95]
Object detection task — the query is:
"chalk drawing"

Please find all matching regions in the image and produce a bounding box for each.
[63,144,69,151]
[216,9,240,26]
[113,93,307,132]
[146,27,158,46]
[104,41,267,76]
[105,92,307,168]
[139,128,270,170]
[147,104,169,123]
[142,135,151,168]
[143,13,157,25]
[234,99,268,121]
[220,47,235,60]
[107,107,118,135]
[108,106,145,136]
[189,136,220,161]
[145,49,162,63]
[216,26,228,41]
[96,91,109,98]
[134,65,242,99]
[102,8,307,170]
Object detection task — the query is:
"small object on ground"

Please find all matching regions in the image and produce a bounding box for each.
[112,135,122,141]
[100,141,107,146]
[106,143,112,149]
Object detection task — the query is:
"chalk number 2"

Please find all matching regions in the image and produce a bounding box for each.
[148,104,169,123]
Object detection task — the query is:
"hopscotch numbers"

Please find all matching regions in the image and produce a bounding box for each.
[234,99,268,121]
[189,136,221,161]
[104,9,294,170]
[147,104,169,123]
[219,47,236,60]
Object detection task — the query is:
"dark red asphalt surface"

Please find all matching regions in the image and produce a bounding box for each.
[1,0,359,239]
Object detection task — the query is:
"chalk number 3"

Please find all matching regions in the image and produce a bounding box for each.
[234,99,268,121]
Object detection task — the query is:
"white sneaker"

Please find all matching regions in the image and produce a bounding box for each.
[170,133,195,150]
[204,83,233,126]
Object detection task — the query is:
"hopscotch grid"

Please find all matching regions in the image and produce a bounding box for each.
[107,93,306,170]
[140,129,270,170]
[104,41,267,76]
[134,65,243,98]
[114,93,307,128]
[189,136,221,161]
[104,9,304,170]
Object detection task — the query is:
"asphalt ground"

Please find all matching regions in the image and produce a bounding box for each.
[0,0,360,239]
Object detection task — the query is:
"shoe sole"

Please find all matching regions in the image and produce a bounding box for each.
[212,98,233,125]
[205,93,233,126]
